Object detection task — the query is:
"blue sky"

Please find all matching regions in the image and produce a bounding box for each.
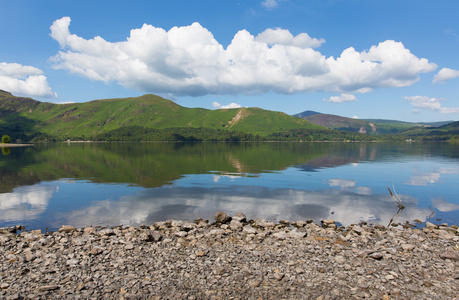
[1,0,459,122]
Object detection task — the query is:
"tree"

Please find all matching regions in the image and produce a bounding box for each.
[1,135,11,144]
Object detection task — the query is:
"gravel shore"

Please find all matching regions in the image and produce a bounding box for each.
[1,212,458,299]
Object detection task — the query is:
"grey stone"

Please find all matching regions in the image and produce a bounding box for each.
[215,211,232,224]
[440,251,459,261]
[230,220,243,231]
[58,225,76,233]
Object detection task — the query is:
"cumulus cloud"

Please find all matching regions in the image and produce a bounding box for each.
[0,62,57,98]
[433,67,459,84]
[212,101,242,109]
[324,93,357,103]
[404,96,459,114]
[255,28,325,49]
[49,17,437,97]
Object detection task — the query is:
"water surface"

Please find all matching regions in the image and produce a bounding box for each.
[1,142,458,231]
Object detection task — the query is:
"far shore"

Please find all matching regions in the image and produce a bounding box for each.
[0,143,34,147]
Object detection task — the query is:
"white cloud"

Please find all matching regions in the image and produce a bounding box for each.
[262,0,279,8]
[255,28,325,49]
[0,62,57,98]
[404,95,459,114]
[212,101,242,109]
[324,93,357,103]
[352,116,359,119]
[433,67,459,84]
[49,17,437,97]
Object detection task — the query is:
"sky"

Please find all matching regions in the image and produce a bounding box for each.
[1,0,459,122]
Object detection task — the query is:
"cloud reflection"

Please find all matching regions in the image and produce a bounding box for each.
[57,184,431,229]
[406,167,459,186]
[432,198,459,212]
[0,185,57,222]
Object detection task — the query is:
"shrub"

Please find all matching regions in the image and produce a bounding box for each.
[1,135,11,144]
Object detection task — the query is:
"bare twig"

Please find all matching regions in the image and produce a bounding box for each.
[387,183,405,209]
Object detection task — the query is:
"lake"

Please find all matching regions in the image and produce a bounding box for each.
[1,142,459,231]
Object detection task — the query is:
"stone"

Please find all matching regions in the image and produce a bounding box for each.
[242,225,257,234]
[229,220,243,231]
[334,255,346,264]
[209,229,225,236]
[369,252,383,260]
[401,244,415,251]
[289,230,306,239]
[89,247,104,255]
[38,285,60,291]
[99,228,115,236]
[174,231,188,238]
[58,225,76,233]
[352,226,364,235]
[440,251,459,261]
[151,231,162,242]
[232,212,247,222]
[425,222,437,229]
[215,211,232,224]
[321,219,335,228]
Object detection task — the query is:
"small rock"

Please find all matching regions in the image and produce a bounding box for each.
[440,251,459,261]
[232,212,247,222]
[273,271,284,281]
[401,244,415,251]
[89,247,104,255]
[230,220,243,231]
[58,225,76,233]
[352,226,365,235]
[99,228,115,236]
[215,211,232,224]
[174,231,188,238]
[38,285,60,291]
[369,252,383,260]
[334,255,346,264]
[151,231,162,242]
[242,225,257,235]
[425,222,437,229]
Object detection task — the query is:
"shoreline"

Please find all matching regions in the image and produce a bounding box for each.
[0,143,33,147]
[1,212,458,299]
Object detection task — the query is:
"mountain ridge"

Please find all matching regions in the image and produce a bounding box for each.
[0,91,323,141]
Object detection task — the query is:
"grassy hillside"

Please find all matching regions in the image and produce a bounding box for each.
[0,90,322,141]
[400,121,459,141]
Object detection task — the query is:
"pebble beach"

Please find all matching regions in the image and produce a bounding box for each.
[1,212,458,299]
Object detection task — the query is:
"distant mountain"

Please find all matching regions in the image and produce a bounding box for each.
[293,110,321,118]
[293,109,455,135]
[363,119,454,127]
[0,90,323,142]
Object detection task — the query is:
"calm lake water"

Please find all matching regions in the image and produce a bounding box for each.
[1,142,459,231]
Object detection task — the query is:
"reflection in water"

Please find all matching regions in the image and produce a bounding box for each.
[48,182,433,230]
[0,142,459,230]
[1,147,10,156]
[0,185,57,223]
[432,198,459,212]
[406,167,459,186]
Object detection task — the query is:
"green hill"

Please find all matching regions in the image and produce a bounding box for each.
[0,90,323,142]
[400,121,459,141]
